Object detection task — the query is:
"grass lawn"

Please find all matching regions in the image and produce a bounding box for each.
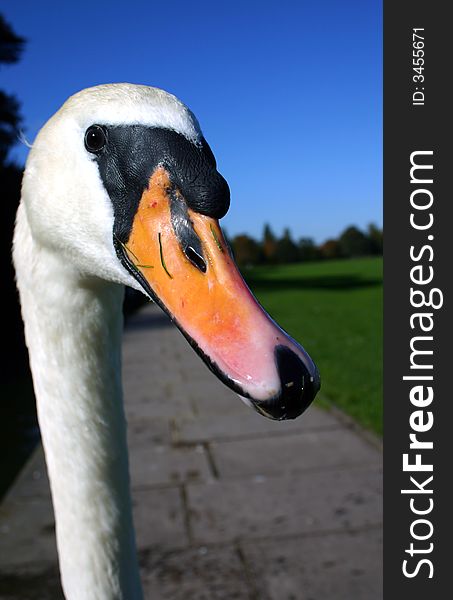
[244,257,382,435]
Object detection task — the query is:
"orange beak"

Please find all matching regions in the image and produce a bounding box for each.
[118,167,320,419]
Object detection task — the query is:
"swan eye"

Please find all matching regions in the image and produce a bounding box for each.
[84,125,107,153]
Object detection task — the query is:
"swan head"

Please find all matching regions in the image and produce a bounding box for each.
[21,83,320,420]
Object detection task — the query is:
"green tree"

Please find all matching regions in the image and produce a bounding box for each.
[0,14,34,499]
[1,12,27,375]
[319,239,343,259]
[0,15,25,64]
[262,223,278,263]
[298,237,319,261]
[0,90,22,165]
[231,234,262,267]
[367,223,383,255]
[338,225,372,257]
[275,228,299,263]
[0,15,25,166]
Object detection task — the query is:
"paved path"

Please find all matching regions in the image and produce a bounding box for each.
[0,304,382,599]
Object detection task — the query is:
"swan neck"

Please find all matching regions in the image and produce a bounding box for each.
[14,206,143,599]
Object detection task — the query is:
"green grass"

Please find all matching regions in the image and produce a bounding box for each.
[244,257,382,435]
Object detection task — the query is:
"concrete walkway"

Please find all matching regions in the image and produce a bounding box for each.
[0,304,382,599]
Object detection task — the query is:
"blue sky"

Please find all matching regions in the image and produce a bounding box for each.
[2,0,382,243]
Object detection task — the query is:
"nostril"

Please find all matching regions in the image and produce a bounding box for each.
[184,245,207,273]
[170,187,207,274]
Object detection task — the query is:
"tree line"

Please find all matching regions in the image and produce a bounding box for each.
[1,14,38,498]
[1,14,27,379]
[228,223,383,267]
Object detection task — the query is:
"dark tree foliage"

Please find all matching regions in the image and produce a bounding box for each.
[0,14,24,168]
[234,223,382,268]
[275,228,299,263]
[298,237,320,262]
[319,238,343,260]
[0,15,25,64]
[0,14,36,500]
[1,12,26,376]
[231,234,262,267]
[262,223,278,263]
[367,223,383,255]
[338,225,373,257]
[0,90,22,165]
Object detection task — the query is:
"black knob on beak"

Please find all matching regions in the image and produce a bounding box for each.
[251,345,320,420]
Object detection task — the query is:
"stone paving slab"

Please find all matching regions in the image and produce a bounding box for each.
[190,386,253,416]
[211,428,381,479]
[0,493,57,570]
[186,467,382,545]
[127,417,172,449]
[141,545,254,600]
[241,529,383,600]
[130,444,212,489]
[0,468,190,571]
[1,447,49,501]
[123,366,195,420]
[178,390,249,420]
[132,488,188,551]
[172,407,342,445]
[0,564,63,600]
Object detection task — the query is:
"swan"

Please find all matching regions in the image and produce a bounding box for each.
[13,83,320,599]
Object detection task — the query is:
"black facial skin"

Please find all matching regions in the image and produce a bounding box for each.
[86,125,230,244]
[85,124,320,420]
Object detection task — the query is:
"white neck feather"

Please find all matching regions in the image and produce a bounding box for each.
[14,204,143,600]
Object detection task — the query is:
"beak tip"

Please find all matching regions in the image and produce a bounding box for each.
[249,345,320,421]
